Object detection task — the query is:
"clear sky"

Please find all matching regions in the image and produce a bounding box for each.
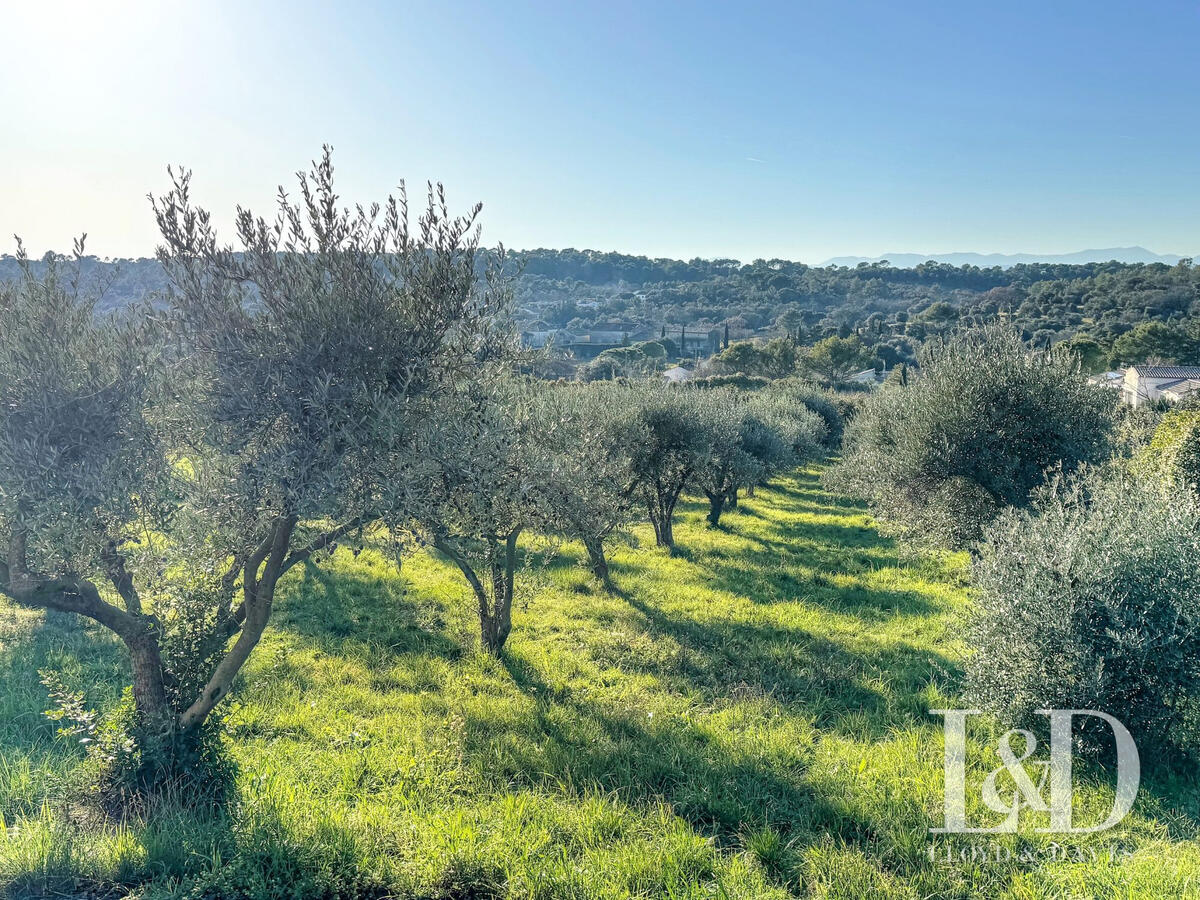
[1,0,1197,263]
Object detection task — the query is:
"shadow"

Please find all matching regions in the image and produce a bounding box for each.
[1,793,400,900]
[0,607,129,816]
[485,648,879,857]
[277,558,465,668]
[610,588,959,740]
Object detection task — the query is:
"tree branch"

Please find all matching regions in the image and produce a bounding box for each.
[434,534,492,622]
[101,542,143,615]
[0,558,142,640]
[179,514,297,730]
[279,515,370,576]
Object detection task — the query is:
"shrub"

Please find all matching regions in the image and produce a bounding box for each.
[689,373,772,391]
[1137,408,1200,499]
[763,379,844,447]
[828,327,1115,547]
[966,467,1200,759]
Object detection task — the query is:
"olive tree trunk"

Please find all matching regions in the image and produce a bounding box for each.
[705,491,726,527]
[582,535,610,584]
[646,487,683,549]
[0,513,333,782]
[436,528,522,655]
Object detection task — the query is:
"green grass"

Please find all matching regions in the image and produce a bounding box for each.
[2,466,1200,898]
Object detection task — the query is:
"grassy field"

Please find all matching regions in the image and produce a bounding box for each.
[2,466,1199,898]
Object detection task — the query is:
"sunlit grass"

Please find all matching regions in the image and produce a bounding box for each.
[1,466,1198,897]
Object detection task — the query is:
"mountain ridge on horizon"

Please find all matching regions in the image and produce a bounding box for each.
[819,246,1190,268]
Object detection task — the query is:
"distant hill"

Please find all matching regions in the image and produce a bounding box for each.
[5,250,1200,366]
[820,247,1188,268]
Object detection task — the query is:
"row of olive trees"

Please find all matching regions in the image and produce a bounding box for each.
[419,379,830,653]
[0,150,517,786]
[0,151,834,788]
[626,384,827,546]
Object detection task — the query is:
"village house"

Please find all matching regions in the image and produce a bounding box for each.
[1122,365,1200,407]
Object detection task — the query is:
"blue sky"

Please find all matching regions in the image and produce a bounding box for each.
[1,0,1197,262]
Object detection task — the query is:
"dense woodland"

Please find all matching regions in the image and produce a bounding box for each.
[5,249,1200,371]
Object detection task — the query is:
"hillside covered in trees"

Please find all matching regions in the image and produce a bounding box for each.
[5,248,1200,369]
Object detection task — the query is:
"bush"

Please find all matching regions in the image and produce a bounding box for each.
[764,379,844,448]
[966,467,1200,759]
[689,373,772,391]
[1113,402,1163,458]
[1137,408,1200,499]
[828,327,1115,547]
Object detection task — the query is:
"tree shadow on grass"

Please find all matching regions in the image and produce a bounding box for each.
[485,648,880,856]
[609,588,958,741]
[1,792,404,900]
[664,477,955,620]
[652,549,940,620]
[275,559,465,669]
[0,608,128,816]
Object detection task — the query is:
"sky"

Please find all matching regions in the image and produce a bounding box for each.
[1,0,1198,263]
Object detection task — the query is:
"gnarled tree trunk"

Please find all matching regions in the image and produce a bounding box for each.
[583,535,610,584]
[705,491,725,527]
[2,513,366,788]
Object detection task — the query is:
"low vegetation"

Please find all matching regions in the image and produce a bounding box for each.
[6,470,1200,898]
[967,466,1200,760]
[829,327,1115,547]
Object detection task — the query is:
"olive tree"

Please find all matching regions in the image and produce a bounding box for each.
[828,327,1115,547]
[1137,408,1200,500]
[743,390,826,493]
[689,389,760,527]
[626,387,713,549]
[749,392,826,462]
[968,467,1200,759]
[762,378,844,448]
[690,390,824,526]
[531,383,638,584]
[414,381,547,654]
[0,240,176,777]
[0,150,511,783]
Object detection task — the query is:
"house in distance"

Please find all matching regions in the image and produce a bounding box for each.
[1121,365,1200,406]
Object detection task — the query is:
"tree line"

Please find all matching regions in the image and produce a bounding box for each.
[0,150,839,795]
[7,245,1197,377]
